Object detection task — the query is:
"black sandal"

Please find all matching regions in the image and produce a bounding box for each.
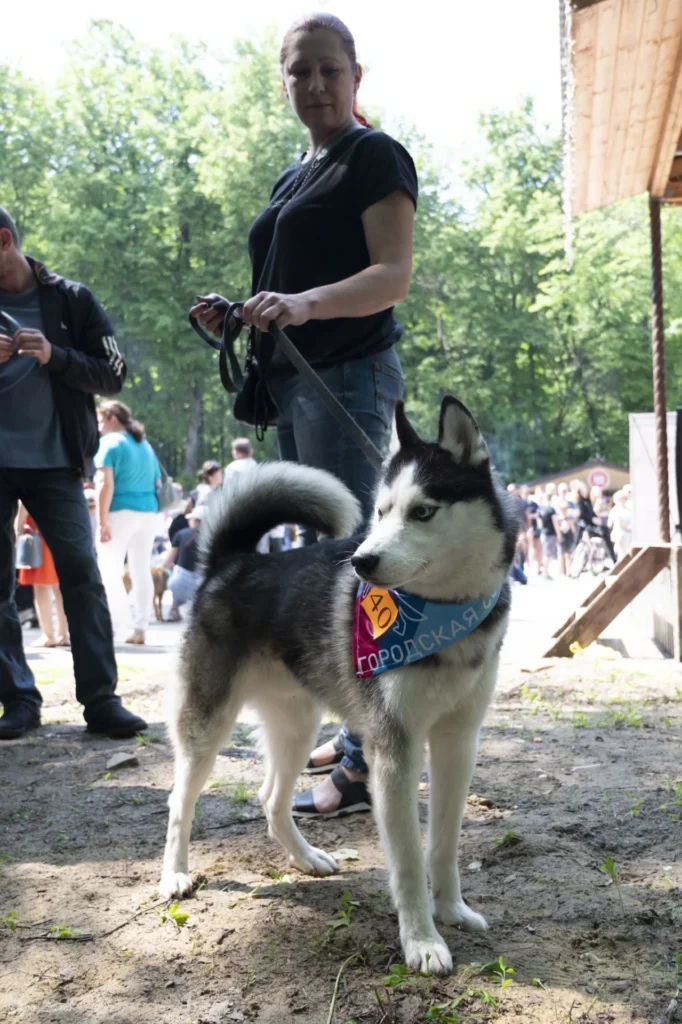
[292,766,372,818]
[302,731,345,775]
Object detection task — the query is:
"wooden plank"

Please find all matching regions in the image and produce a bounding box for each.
[586,0,621,211]
[650,3,682,196]
[549,546,641,638]
[544,545,670,657]
[641,0,682,193]
[604,0,647,206]
[618,0,670,203]
[572,4,601,216]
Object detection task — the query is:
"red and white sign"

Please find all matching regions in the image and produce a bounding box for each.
[588,467,610,489]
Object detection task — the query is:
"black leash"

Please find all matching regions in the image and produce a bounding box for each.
[190,300,384,471]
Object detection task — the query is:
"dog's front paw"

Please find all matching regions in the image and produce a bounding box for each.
[402,933,453,975]
[433,898,488,933]
[159,871,195,899]
[289,846,338,877]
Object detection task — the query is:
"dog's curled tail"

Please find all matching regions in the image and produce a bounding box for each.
[200,461,362,574]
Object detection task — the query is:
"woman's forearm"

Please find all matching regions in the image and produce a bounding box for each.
[303,262,411,321]
[97,480,114,524]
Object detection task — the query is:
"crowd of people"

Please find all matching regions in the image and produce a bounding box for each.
[506,479,633,582]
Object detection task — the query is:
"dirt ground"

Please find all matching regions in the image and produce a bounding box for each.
[1,629,681,1024]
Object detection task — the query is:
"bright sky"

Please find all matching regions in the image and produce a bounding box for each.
[6,0,561,165]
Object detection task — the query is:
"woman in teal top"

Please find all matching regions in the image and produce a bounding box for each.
[94,401,161,645]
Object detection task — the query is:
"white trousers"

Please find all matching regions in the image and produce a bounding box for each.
[97,510,157,635]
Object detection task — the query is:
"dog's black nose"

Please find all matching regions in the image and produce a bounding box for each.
[351,553,380,578]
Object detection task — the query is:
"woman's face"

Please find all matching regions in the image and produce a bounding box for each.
[98,411,112,435]
[209,468,223,488]
[282,29,360,137]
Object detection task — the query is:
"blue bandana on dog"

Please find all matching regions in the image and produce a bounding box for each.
[353,582,502,678]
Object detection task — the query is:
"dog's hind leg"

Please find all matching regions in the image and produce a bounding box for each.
[159,700,238,899]
[428,705,491,933]
[257,695,337,878]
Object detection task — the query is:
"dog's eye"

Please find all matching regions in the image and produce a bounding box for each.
[411,505,437,522]
[376,509,384,520]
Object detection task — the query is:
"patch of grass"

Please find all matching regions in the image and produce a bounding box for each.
[0,852,13,865]
[572,711,590,729]
[494,830,522,850]
[1,911,17,932]
[598,703,644,728]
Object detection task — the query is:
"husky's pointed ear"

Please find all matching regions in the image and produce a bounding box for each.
[438,395,489,466]
[389,401,422,455]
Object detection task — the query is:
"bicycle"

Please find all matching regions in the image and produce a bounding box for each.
[569,532,608,578]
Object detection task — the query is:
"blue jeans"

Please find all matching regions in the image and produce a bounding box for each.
[268,347,404,775]
[0,468,118,712]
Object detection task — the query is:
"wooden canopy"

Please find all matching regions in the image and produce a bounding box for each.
[567,0,682,215]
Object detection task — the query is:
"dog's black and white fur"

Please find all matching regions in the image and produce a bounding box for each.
[160,396,517,974]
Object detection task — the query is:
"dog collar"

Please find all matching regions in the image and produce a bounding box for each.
[353,582,502,678]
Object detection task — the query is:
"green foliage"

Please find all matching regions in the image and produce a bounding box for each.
[494,830,522,850]
[600,856,625,915]
[474,955,515,990]
[160,903,189,928]
[1,910,17,932]
[3,26,679,479]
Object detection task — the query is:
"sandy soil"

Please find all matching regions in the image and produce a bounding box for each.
[1,632,681,1024]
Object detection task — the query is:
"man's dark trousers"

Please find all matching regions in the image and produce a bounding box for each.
[0,468,118,712]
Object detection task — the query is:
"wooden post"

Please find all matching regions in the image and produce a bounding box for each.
[649,194,671,543]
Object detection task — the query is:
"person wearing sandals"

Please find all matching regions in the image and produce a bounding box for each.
[16,506,69,648]
[191,13,417,818]
[95,401,162,645]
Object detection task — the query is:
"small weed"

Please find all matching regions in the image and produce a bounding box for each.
[207,779,223,791]
[532,977,549,991]
[0,852,13,865]
[382,963,417,990]
[675,952,682,992]
[572,711,589,729]
[136,732,163,746]
[1,911,17,932]
[494,830,521,850]
[425,1002,464,1023]
[131,795,143,806]
[50,924,89,939]
[160,904,189,928]
[232,782,253,804]
[104,772,112,781]
[626,792,643,817]
[600,856,625,915]
[329,890,360,931]
[474,955,515,990]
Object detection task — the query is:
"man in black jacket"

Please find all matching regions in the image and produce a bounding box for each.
[0,207,147,740]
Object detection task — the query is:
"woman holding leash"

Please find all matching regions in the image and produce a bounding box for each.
[192,13,418,818]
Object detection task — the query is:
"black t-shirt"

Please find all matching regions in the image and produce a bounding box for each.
[173,527,198,573]
[540,505,557,535]
[247,128,418,372]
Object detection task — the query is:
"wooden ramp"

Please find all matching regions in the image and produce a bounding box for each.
[544,545,671,658]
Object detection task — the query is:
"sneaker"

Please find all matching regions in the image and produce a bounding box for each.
[0,703,41,740]
[85,699,148,739]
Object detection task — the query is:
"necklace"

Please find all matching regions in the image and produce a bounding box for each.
[275,122,365,207]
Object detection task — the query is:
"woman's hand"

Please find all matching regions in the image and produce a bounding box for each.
[242,292,313,332]
[189,293,229,339]
[99,522,112,544]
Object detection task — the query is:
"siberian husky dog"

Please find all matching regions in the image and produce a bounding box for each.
[160,395,517,974]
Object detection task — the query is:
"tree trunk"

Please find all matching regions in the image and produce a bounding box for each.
[183,381,203,475]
